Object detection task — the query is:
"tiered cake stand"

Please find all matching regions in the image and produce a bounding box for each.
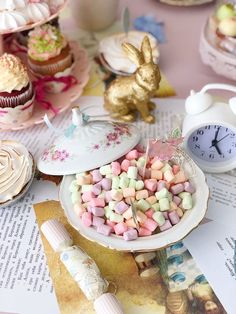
[0,1,90,131]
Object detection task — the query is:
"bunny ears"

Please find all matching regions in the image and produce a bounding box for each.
[122,35,153,67]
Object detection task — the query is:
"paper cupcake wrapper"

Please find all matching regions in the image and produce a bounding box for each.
[33,59,76,94]
[0,94,35,124]
[0,83,34,108]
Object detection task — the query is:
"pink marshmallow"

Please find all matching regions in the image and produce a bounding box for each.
[91,170,102,183]
[144,179,157,192]
[106,219,116,232]
[123,228,138,241]
[114,201,129,214]
[91,207,105,217]
[89,198,105,207]
[122,207,133,220]
[138,167,151,179]
[159,220,172,231]
[141,218,158,232]
[157,181,166,191]
[125,149,139,160]
[105,191,113,203]
[170,183,184,195]
[145,208,154,218]
[121,159,131,172]
[81,212,92,227]
[173,195,181,206]
[101,178,112,191]
[184,181,195,193]
[114,222,128,235]
[163,212,169,219]
[169,211,180,225]
[111,161,121,176]
[93,216,105,227]
[82,191,95,202]
[172,164,180,175]
[92,183,102,196]
[97,224,112,236]
[138,227,152,236]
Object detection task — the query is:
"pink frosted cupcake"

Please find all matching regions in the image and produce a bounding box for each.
[0,53,35,124]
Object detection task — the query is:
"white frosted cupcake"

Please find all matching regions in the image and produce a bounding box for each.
[0,140,34,206]
[99,31,160,74]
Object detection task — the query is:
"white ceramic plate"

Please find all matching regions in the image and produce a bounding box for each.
[59,157,209,252]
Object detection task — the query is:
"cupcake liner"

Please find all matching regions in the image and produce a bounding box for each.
[0,93,35,124]
[28,52,73,77]
[33,59,76,94]
[0,83,34,108]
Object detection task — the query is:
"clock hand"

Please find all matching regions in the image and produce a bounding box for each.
[213,127,220,141]
[214,143,222,155]
[209,134,230,148]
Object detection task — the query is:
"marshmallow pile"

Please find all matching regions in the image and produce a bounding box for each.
[69,149,195,241]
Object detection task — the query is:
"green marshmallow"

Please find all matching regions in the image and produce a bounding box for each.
[137,199,150,212]
[155,188,169,200]
[182,195,193,210]
[178,192,191,199]
[119,176,130,189]
[100,165,112,175]
[159,198,170,211]
[161,163,172,173]
[120,172,128,178]
[108,201,117,210]
[137,157,146,168]
[168,192,173,202]
[104,206,113,218]
[69,180,79,192]
[71,191,81,204]
[110,212,124,223]
[152,203,160,211]
[112,176,120,189]
[135,180,144,191]
[129,179,137,188]
[153,211,165,226]
[106,174,113,179]
[76,172,86,179]
[81,184,93,193]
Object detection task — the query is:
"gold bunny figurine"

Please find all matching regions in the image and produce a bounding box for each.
[104,36,161,123]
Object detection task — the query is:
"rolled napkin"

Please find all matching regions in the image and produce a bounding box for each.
[41,219,124,313]
[0,140,33,204]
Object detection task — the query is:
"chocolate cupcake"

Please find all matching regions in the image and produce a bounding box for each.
[0,53,35,124]
[27,24,73,78]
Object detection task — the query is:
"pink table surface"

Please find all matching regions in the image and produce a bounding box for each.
[119,0,236,98]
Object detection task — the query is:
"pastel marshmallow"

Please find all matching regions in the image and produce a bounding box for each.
[69,180,78,192]
[111,189,123,201]
[136,189,149,200]
[137,156,146,168]
[81,184,93,193]
[111,161,121,176]
[74,203,86,217]
[127,166,138,179]
[92,183,102,196]
[123,187,136,198]
[81,212,92,227]
[164,169,175,183]
[144,179,157,192]
[123,228,138,241]
[160,163,172,173]
[170,184,184,195]
[119,176,130,189]
[112,176,120,189]
[105,191,113,202]
[138,227,152,236]
[169,211,180,225]
[128,179,137,188]
[82,191,95,202]
[99,165,112,175]
[151,170,163,180]
[137,210,148,223]
[173,195,181,206]
[182,195,193,210]
[121,159,131,172]
[142,218,158,232]
[114,201,129,214]
[159,220,172,231]
[71,191,81,204]
[172,164,180,174]
[97,224,112,236]
[114,222,128,235]
[157,181,166,191]
[176,207,184,217]
[174,170,186,183]
[89,198,105,207]
[93,216,105,227]
[151,160,164,170]
[109,212,123,223]
[146,196,157,205]
[126,149,139,160]
[153,211,165,226]
[137,199,150,212]
[152,203,160,211]
[91,207,105,217]
[122,207,133,220]
[145,208,154,218]
[155,188,169,200]
[159,198,170,211]
[125,197,135,205]
[135,180,145,191]
[184,181,195,193]
[126,218,137,228]
[104,206,113,218]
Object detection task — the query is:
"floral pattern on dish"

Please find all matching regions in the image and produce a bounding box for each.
[41,145,70,162]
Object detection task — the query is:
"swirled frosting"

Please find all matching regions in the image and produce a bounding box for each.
[0,54,29,93]
[0,140,33,204]
[0,0,27,11]
[28,24,67,61]
[99,31,160,73]
[22,2,50,23]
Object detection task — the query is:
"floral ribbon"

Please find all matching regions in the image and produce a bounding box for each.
[33,75,78,115]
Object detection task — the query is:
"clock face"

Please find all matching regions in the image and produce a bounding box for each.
[187,125,236,162]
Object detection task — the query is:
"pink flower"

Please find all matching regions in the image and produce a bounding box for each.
[93,144,100,150]
[107,132,118,141]
[52,150,61,160]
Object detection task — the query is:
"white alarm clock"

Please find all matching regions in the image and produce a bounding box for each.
[182,83,236,173]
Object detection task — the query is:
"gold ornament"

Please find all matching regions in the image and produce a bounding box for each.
[104,36,161,124]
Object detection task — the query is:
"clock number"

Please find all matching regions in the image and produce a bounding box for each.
[209,153,214,159]
[205,126,211,130]
[197,130,204,135]
[193,136,198,142]
[232,143,236,148]
[195,144,200,149]
[228,149,232,154]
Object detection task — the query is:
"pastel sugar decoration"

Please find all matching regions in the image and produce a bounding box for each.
[114,201,129,214]
[123,228,138,241]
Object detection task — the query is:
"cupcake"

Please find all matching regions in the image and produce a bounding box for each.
[0,140,34,206]
[98,31,160,75]
[0,53,35,124]
[27,24,74,93]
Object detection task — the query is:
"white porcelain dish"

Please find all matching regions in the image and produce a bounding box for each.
[59,156,209,252]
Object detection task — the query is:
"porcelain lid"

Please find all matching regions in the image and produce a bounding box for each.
[37,108,141,175]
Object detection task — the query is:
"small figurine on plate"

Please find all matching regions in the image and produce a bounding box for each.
[104,36,161,123]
